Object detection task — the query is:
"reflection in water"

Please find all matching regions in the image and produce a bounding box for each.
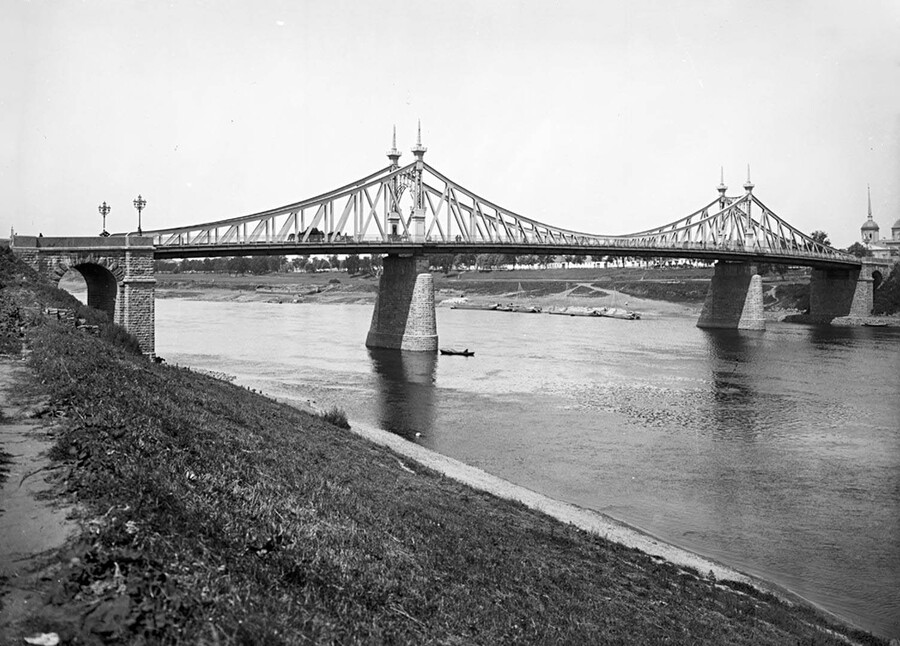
[702,329,764,442]
[368,349,437,440]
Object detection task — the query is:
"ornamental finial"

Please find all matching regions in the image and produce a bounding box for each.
[743,164,754,193]
[411,119,427,160]
[386,124,402,166]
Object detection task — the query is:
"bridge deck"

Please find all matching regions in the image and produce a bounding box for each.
[151,240,861,270]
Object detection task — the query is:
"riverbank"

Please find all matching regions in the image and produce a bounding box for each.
[5,254,891,643]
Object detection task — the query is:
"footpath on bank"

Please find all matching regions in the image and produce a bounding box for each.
[0,248,892,645]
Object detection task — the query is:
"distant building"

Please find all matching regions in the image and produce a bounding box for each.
[860,186,900,260]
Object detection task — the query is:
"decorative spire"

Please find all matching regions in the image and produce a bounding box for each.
[386,125,402,167]
[867,184,873,219]
[716,166,728,194]
[743,164,755,193]
[411,119,427,161]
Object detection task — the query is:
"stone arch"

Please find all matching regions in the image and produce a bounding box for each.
[872,270,883,291]
[52,254,125,323]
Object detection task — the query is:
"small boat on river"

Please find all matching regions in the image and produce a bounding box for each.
[497,303,542,313]
[450,303,499,311]
[440,348,475,357]
[593,307,641,320]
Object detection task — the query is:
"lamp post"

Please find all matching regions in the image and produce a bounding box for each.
[133,194,147,235]
[98,201,111,236]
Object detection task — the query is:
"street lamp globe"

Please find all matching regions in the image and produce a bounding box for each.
[98,201,111,237]
[133,195,147,234]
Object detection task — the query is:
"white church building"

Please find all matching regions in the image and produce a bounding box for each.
[860,187,900,259]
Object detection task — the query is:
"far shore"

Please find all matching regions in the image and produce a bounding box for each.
[139,267,899,326]
[154,282,708,319]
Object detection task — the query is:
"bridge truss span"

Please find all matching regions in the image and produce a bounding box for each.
[144,157,859,270]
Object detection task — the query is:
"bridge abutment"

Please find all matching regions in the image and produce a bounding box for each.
[119,248,156,354]
[10,236,156,355]
[697,262,765,330]
[366,254,438,352]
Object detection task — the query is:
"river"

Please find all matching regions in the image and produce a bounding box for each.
[152,298,899,638]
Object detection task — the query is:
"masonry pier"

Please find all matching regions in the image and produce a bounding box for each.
[808,265,877,321]
[366,254,438,352]
[696,262,765,330]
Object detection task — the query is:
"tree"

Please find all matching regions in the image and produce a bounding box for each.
[343,254,361,275]
[846,242,871,258]
[249,256,270,275]
[453,253,476,269]
[431,254,455,274]
[229,256,250,275]
[810,230,831,247]
[873,263,900,315]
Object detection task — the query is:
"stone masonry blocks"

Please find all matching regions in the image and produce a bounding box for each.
[809,267,869,320]
[697,262,765,330]
[366,254,438,352]
[11,237,156,355]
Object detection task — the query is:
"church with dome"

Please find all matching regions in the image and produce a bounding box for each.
[860,186,900,259]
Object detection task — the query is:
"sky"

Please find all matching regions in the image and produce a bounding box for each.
[2,0,899,249]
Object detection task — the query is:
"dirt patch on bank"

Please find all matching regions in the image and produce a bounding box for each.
[0,359,80,641]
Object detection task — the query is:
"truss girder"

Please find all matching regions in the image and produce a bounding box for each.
[142,161,854,265]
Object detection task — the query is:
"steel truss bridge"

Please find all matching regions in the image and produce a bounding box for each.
[143,139,859,271]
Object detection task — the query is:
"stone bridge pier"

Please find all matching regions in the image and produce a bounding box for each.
[697,261,765,330]
[11,235,156,355]
[808,260,888,321]
[366,254,438,352]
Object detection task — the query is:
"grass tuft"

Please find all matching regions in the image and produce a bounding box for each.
[320,406,350,429]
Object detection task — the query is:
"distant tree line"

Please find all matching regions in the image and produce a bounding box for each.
[156,253,715,276]
[155,254,384,276]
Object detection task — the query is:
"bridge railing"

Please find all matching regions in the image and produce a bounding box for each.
[149,232,852,261]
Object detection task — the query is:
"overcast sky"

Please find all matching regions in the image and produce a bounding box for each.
[3,0,899,248]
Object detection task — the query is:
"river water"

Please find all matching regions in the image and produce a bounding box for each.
[153,299,900,638]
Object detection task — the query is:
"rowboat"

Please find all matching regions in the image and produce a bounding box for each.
[439,348,475,357]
